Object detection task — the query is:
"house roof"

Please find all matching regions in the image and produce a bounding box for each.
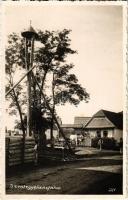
[74,117,91,126]
[85,110,123,130]
[60,124,83,128]
[85,117,115,129]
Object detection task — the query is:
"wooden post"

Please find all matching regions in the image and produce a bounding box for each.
[6,137,10,169]
[26,38,31,137]
[5,64,36,97]
[21,38,28,164]
[26,37,34,138]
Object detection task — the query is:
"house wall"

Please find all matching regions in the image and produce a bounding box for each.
[88,128,122,143]
[101,129,114,138]
[88,129,114,138]
[58,127,122,146]
[113,129,123,143]
[84,136,92,146]
[89,130,96,138]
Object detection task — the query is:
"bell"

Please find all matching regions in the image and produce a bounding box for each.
[21,25,38,40]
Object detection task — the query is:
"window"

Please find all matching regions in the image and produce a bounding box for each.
[96,130,101,138]
[103,130,108,137]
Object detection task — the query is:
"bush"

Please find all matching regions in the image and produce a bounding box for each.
[102,137,116,150]
[91,137,116,150]
[91,137,100,148]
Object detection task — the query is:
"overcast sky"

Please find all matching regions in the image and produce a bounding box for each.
[5,4,123,125]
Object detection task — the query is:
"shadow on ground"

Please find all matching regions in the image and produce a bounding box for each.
[6,156,123,195]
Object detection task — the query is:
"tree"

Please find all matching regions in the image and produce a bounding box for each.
[5,33,26,136]
[47,63,89,147]
[6,29,89,147]
[35,29,89,146]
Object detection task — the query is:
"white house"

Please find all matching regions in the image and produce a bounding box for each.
[85,110,123,143]
[60,109,123,147]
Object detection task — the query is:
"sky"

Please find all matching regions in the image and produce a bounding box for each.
[5,3,123,126]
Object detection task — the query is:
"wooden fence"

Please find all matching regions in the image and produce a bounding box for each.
[6,137,76,167]
[6,136,35,167]
[38,147,75,162]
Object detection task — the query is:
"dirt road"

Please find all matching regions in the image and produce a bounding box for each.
[6,153,122,195]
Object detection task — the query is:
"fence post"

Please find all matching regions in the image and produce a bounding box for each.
[6,137,10,168]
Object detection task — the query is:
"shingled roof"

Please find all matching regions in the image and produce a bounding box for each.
[74,117,91,126]
[61,124,84,128]
[85,110,123,130]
